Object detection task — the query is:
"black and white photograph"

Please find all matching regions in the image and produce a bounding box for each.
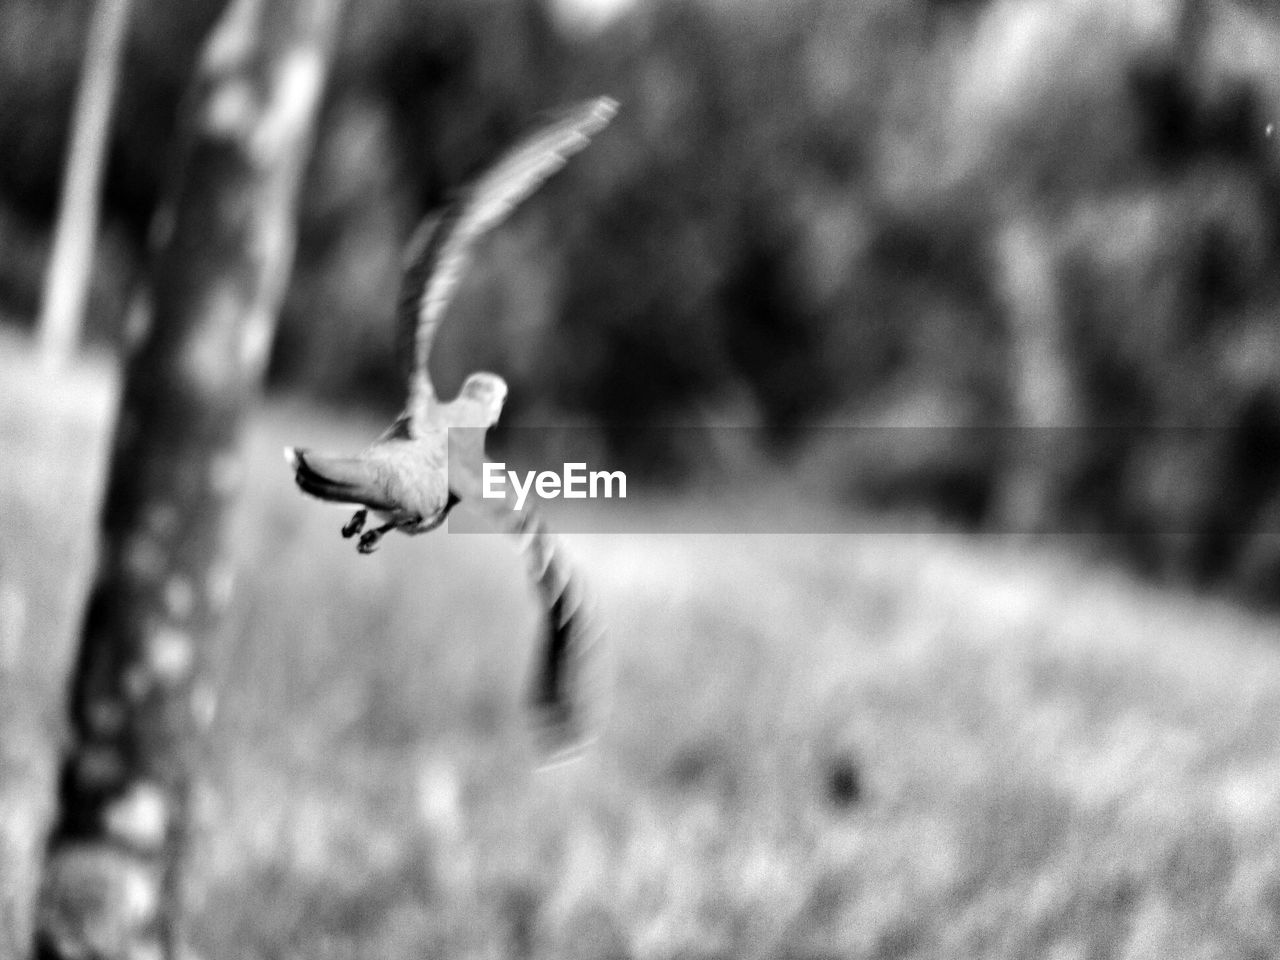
[3,0,1280,956]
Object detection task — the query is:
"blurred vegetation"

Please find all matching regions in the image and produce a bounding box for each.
[3,0,1280,600]
[183,405,1280,957]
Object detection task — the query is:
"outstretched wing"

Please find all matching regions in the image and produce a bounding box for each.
[397,96,619,419]
[471,489,611,766]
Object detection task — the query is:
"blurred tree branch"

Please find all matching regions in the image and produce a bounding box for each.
[37,0,134,371]
[36,0,344,955]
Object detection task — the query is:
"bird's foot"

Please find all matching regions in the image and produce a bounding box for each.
[356,521,396,554]
[342,509,368,538]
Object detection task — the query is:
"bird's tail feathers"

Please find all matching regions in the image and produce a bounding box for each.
[286,447,390,508]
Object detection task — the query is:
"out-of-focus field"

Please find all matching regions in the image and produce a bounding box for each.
[0,331,116,957]
[7,383,1280,958]
[190,401,1280,960]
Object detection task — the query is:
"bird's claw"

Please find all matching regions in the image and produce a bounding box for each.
[342,509,367,538]
[357,530,381,554]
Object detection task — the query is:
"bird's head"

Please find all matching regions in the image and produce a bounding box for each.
[458,372,508,427]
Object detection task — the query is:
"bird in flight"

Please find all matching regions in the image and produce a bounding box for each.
[285,96,617,762]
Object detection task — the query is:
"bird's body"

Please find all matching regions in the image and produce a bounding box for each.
[291,433,448,527]
[287,370,507,549]
[285,97,616,761]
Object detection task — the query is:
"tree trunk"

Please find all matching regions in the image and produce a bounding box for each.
[37,0,344,956]
[994,214,1082,533]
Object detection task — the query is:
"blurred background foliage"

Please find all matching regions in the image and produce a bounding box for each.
[3,0,1280,599]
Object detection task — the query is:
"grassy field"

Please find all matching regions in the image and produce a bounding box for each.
[7,381,1280,958]
[0,332,117,958]
[180,400,1280,960]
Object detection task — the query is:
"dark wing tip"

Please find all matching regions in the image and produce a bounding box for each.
[527,591,609,768]
[529,693,601,769]
[532,731,599,771]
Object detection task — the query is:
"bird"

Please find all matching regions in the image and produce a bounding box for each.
[285,96,617,762]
